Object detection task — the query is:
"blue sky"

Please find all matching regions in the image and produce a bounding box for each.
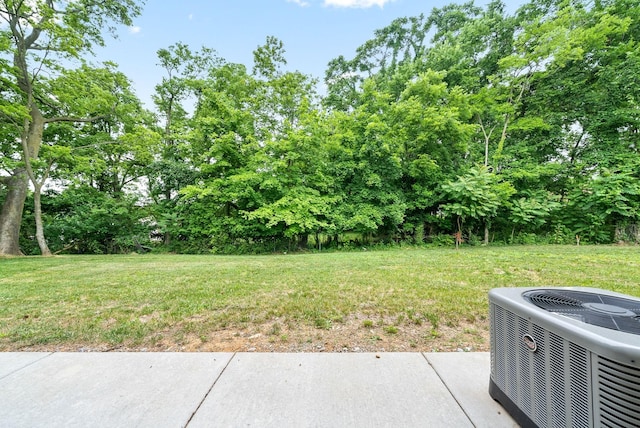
[94,0,526,109]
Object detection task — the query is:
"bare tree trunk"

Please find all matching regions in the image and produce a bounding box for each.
[33,183,51,256]
[484,223,489,246]
[455,216,463,249]
[20,110,50,256]
[477,116,496,168]
[0,169,29,256]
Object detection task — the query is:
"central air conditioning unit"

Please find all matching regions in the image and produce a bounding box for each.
[489,287,640,428]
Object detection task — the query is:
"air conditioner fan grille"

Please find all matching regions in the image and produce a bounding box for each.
[523,289,640,335]
[525,293,583,308]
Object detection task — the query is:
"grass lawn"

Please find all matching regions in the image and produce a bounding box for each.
[1,245,639,352]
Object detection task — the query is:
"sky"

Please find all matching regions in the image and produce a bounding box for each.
[94,0,526,109]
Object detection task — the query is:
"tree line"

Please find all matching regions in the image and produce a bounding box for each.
[1,0,639,256]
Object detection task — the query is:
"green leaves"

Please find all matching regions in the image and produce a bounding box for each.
[509,193,559,230]
[441,167,515,221]
[247,188,340,238]
[8,0,640,255]
[41,185,149,254]
[252,36,287,79]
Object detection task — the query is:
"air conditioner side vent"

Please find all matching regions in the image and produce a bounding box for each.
[596,356,640,427]
[569,343,590,428]
[519,316,532,416]
[490,302,592,427]
[549,333,567,427]
[532,323,548,425]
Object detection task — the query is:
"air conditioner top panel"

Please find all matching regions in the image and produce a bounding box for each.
[490,287,640,365]
[522,288,640,334]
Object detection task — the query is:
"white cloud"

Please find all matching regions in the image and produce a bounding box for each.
[188,13,194,20]
[323,0,395,7]
[287,0,311,6]
[128,26,142,34]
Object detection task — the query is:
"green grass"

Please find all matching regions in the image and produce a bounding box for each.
[1,245,639,350]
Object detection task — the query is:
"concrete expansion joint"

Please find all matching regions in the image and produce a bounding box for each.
[184,352,237,427]
[0,352,53,381]
[422,352,477,428]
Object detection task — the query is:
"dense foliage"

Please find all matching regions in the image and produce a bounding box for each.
[2,0,639,255]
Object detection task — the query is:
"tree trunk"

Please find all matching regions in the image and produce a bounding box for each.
[0,122,47,256]
[3,3,45,256]
[19,108,48,255]
[163,192,172,246]
[484,223,489,245]
[298,234,309,249]
[33,183,52,256]
[0,169,29,256]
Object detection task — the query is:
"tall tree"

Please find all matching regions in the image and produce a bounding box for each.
[11,63,156,255]
[0,0,143,256]
[176,61,263,252]
[327,79,406,241]
[324,14,430,111]
[149,43,219,245]
[390,70,475,239]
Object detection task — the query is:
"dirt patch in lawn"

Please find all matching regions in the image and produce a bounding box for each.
[13,315,490,353]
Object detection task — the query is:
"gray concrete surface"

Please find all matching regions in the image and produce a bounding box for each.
[0,352,516,428]
[427,352,519,428]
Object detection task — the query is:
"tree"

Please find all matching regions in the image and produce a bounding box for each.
[247,102,338,248]
[390,70,475,239]
[0,0,143,256]
[31,64,156,254]
[422,1,484,89]
[177,38,333,252]
[508,192,560,241]
[39,185,150,254]
[149,43,219,245]
[324,14,430,111]
[176,60,263,252]
[327,79,406,242]
[441,167,515,245]
[564,168,640,243]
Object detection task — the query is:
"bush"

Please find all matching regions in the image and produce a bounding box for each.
[40,186,151,254]
[428,234,455,247]
[548,223,575,245]
[512,232,538,245]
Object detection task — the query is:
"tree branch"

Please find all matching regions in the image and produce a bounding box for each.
[33,91,60,111]
[53,241,78,255]
[22,18,45,51]
[44,114,108,124]
[27,43,58,51]
[569,131,585,164]
[0,109,22,126]
[71,140,121,151]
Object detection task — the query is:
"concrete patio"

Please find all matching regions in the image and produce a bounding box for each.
[0,352,517,427]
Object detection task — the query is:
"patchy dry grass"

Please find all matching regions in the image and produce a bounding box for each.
[1,245,638,352]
